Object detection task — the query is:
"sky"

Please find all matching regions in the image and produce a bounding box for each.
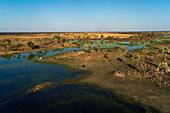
[0,0,170,32]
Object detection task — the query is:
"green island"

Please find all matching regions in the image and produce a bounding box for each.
[36,40,170,113]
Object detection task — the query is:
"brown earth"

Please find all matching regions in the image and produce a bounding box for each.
[0,33,134,39]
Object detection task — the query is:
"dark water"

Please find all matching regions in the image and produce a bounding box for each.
[0,39,165,113]
[0,85,155,113]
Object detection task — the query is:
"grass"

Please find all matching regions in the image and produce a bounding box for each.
[37,48,170,113]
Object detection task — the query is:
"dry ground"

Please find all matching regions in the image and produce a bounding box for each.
[0,33,134,39]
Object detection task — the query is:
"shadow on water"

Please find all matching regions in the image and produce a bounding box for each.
[0,84,158,113]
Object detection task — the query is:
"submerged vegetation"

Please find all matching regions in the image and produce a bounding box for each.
[27,82,53,93]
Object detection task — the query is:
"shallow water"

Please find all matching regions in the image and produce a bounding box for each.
[164,34,170,36]
[0,39,166,113]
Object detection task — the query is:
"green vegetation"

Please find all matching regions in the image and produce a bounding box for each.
[26,41,34,49]
[118,46,127,56]
[37,44,170,112]
[132,53,140,61]
[15,38,19,41]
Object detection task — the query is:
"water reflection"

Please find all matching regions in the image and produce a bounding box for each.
[16,54,21,60]
[0,54,12,61]
[27,54,35,60]
[0,84,157,113]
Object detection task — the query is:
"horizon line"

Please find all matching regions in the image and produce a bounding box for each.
[0,30,170,33]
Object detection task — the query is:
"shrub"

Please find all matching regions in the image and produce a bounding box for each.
[132,53,140,61]
[15,38,19,41]
[26,41,34,49]
[118,46,127,55]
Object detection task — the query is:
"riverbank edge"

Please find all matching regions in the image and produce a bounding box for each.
[1,37,169,56]
[0,44,81,56]
[35,50,164,113]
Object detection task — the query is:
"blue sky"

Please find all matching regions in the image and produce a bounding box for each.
[0,0,170,32]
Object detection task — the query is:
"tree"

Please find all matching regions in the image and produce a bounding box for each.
[0,39,11,51]
[34,38,41,45]
[61,37,67,43]
[143,47,148,58]
[118,46,127,56]
[26,41,34,49]
[69,42,72,51]
[97,43,102,50]
[156,46,164,55]
[77,36,81,41]
[15,38,19,41]
[157,62,169,87]
[107,36,114,40]
[84,44,89,51]
[143,47,148,53]
[88,44,93,50]
[164,47,169,53]
[132,53,140,61]
[129,42,134,45]
[27,54,35,60]
[4,39,11,45]
[86,36,90,40]
[141,41,146,45]
[105,40,109,48]
[0,42,6,51]
[101,35,104,40]
[157,62,169,73]
[95,41,99,45]
[89,40,94,46]
[53,35,60,39]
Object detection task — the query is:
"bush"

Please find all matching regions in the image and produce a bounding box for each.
[26,41,34,49]
[15,38,19,41]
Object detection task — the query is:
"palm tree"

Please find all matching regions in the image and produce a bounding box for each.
[69,42,72,51]
[164,47,169,53]
[143,47,148,58]
[89,40,94,46]
[143,47,148,53]
[118,46,127,56]
[156,46,164,55]
[88,44,93,50]
[157,62,169,87]
[84,44,89,51]
[132,53,140,61]
[0,42,6,51]
[129,42,134,45]
[0,39,11,51]
[105,40,109,48]
[141,41,146,45]
[157,62,169,73]
[4,39,11,51]
[4,39,11,45]
[95,41,99,45]
[97,43,102,52]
